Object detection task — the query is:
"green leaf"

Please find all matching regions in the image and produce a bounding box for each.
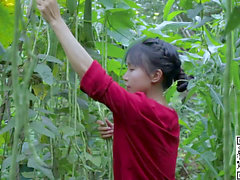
[183,121,204,145]
[107,59,125,76]
[153,21,191,32]
[95,42,125,59]
[179,0,193,9]
[208,85,224,109]
[204,26,220,46]
[195,0,211,3]
[0,134,5,146]
[225,6,240,33]
[66,0,77,15]
[34,64,54,85]
[187,5,203,19]
[163,0,175,20]
[0,2,14,48]
[191,17,213,29]
[42,116,60,136]
[0,42,5,56]
[77,98,89,109]
[37,54,63,65]
[85,153,101,167]
[28,157,54,180]
[179,119,191,130]
[0,119,15,135]
[167,10,186,21]
[123,0,141,9]
[98,0,114,9]
[30,121,55,139]
[106,8,135,45]
[2,154,25,170]
[184,147,219,179]
[60,126,78,139]
[164,82,177,103]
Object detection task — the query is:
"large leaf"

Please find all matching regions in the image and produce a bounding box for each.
[30,121,55,139]
[106,8,135,45]
[187,4,203,19]
[225,6,240,33]
[34,64,54,85]
[0,0,14,48]
[107,59,126,76]
[42,116,60,136]
[95,42,125,58]
[28,157,54,180]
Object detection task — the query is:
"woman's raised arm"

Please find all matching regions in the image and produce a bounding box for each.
[36,0,93,79]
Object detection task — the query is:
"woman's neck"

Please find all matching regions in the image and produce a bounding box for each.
[145,85,168,107]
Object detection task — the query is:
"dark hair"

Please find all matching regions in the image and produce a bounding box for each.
[125,37,191,92]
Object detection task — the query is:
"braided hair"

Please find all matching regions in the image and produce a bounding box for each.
[125,37,191,92]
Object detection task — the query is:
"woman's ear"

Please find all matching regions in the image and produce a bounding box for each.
[151,69,163,83]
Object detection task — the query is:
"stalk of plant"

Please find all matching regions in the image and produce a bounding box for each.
[9,0,23,178]
[223,0,233,179]
[9,0,42,178]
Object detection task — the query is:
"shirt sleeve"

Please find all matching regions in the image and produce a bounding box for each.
[80,60,142,118]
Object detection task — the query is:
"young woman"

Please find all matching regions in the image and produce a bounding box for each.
[37,0,190,179]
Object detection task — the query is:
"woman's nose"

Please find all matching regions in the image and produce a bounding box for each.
[123,72,128,81]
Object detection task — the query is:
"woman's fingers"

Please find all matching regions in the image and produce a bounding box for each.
[96,119,114,139]
[106,119,113,128]
[98,126,111,131]
[96,120,105,126]
[36,0,61,25]
[102,134,113,139]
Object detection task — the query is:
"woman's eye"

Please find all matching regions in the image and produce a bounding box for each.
[129,68,134,71]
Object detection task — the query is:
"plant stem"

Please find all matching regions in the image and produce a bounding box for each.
[9,0,22,179]
[223,0,233,179]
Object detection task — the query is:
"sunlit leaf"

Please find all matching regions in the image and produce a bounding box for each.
[163,0,175,20]
[0,1,14,47]
[32,84,49,100]
[95,42,125,58]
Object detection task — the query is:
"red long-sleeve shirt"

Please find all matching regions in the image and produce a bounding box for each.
[80,60,180,180]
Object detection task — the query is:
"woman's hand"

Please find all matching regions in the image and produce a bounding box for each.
[96,118,114,139]
[36,0,61,26]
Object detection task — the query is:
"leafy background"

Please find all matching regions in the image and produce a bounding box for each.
[0,0,239,179]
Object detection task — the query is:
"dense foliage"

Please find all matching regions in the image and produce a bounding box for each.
[0,0,239,179]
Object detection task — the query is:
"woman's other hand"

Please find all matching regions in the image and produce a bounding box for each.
[96,119,114,139]
[36,0,61,26]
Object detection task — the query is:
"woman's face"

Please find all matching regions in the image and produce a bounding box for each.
[123,61,152,93]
